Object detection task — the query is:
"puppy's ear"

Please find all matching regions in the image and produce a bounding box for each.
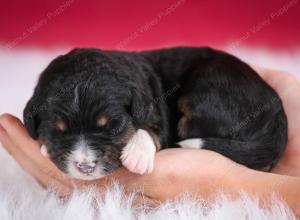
[130,88,154,125]
[23,96,42,140]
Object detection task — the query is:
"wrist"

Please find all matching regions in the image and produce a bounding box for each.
[225,164,300,216]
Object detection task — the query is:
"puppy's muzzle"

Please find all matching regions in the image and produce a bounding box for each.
[75,161,97,174]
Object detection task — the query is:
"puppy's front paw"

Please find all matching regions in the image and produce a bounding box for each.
[120,129,156,174]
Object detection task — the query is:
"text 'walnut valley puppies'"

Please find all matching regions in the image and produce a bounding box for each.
[24,47,287,180]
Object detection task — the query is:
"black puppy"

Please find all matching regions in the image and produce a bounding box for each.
[24,47,287,180]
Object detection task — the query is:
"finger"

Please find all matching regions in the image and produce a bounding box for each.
[0,123,52,185]
[0,114,58,168]
[0,123,20,156]
[250,65,271,79]
[251,65,300,93]
[0,124,73,193]
[0,114,56,171]
[0,123,31,162]
[0,114,41,155]
[0,114,73,191]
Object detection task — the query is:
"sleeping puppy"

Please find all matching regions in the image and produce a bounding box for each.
[23,47,288,180]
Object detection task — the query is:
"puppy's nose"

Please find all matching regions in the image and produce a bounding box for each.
[75,162,96,174]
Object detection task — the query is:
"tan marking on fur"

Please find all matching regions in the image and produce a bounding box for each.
[178,97,190,116]
[178,97,191,139]
[97,115,109,127]
[55,120,67,131]
[178,116,188,138]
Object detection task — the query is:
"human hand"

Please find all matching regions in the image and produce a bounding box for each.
[252,65,300,176]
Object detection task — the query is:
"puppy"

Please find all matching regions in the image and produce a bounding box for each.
[24,47,287,180]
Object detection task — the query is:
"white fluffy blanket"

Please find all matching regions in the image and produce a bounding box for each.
[0,47,299,220]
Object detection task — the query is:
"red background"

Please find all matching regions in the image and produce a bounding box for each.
[0,0,299,51]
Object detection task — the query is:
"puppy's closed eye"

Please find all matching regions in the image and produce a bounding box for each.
[55,120,67,131]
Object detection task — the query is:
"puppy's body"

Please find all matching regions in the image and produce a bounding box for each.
[24,47,287,179]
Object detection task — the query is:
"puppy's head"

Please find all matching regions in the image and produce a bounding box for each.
[23,49,154,180]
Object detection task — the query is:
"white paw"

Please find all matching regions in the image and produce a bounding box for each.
[40,144,49,157]
[120,129,156,174]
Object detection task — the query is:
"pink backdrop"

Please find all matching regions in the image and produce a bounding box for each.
[1,0,299,51]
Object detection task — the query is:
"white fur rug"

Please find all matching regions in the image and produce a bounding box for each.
[0,46,299,220]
